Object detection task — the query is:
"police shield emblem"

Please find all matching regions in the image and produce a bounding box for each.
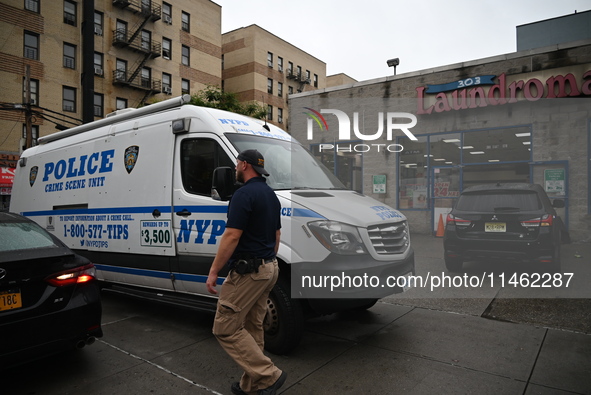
[29,166,38,187]
[124,146,139,174]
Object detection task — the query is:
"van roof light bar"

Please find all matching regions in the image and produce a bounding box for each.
[37,94,192,145]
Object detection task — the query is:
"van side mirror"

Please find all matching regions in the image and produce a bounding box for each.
[212,166,236,201]
[552,199,565,208]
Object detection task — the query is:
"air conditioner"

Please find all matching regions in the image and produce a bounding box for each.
[94,67,103,76]
[163,86,172,95]
[94,26,103,36]
[163,15,172,24]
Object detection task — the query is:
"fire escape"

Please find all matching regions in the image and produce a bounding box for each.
[286,69,311,93]
[112,0,162,105]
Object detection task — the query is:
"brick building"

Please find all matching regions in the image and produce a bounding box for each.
[222,24,326,130]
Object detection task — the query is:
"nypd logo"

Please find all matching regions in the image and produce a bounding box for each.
[124,146,140,174]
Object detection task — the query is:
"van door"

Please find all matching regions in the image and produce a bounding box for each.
[171,133,236,296]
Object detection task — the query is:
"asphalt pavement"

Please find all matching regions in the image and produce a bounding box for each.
[2,235,590,394]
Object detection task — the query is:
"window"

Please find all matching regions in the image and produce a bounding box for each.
[278,82,283,97]
[181,11,190,32]
[221,54,224,70]
[94,11,103,35]
[162,73,171,94]
[64,0,76,26]
[306,70,311,81]
[25,0,39,13]
[297,66,302,78]
[278,108,283,124]
[181,79,190,94]
[314,74,318,88]
[116,97,128,110]
[181,139,234,196]
[287,61,293,75]
[288,86,293,95]
[267,78,273,94]
[63,43,76,69]
[162,2,172,23]
[162,38,172,60]
[23,78,39,105]
[278,57,283,72]
[24,31,39,60]
[63,86,76,112]
[267,105,273,121]
[267,52,273,68]
[93,93,103,117]
[182,45,190,66]
[141,30,151,52]
[141,0,151,14]
[115,20,127,42]
[141,68,151,89]
[94,52,103,76]
[115,59,127,81]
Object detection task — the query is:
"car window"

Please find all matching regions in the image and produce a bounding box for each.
[455,191,542,212]
[0,222,58,252]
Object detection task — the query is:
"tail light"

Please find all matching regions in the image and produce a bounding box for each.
[446,213,471,226]
[521,214,553,228]
[45,263,96,287]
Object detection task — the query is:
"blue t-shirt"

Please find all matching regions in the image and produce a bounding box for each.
[226,177,281,259]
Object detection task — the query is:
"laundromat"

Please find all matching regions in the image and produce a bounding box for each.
[289,40,591,242]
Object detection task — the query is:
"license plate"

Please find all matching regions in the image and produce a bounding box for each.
[0,289,22,311]
[485,222,506,232]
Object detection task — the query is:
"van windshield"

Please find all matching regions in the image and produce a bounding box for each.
[226,134,346,191]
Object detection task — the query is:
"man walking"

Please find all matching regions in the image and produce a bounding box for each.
[206,149,286,395]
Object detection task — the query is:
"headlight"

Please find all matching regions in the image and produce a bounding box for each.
[307,221,367,255]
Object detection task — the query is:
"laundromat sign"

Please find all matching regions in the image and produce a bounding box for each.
[416,68,591,114]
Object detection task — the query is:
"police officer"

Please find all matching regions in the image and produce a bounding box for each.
[206,149,286,395]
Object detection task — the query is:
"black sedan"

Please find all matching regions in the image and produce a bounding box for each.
[0,212,102,369]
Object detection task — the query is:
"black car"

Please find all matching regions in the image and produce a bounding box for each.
[443,183,568,273]
[0,212,102,369]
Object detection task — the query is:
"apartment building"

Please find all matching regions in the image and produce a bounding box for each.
[0,0,221,150]
[222,24,326,130]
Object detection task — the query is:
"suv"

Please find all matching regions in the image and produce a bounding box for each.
[443,183,568,273]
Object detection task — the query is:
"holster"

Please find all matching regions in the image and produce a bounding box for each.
[232,258,261,274]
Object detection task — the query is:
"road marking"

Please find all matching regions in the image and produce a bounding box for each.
[99,339,224,395]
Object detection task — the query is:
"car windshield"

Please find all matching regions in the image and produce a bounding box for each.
[226,134,346,191]
[0,221,58,252]
[455,191,542,212]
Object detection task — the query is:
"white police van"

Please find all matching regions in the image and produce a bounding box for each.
[11,95,414,354]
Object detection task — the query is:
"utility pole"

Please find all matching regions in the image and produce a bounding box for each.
[24,64,32,150]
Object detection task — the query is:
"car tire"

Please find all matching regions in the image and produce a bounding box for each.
[445,256,463,272]
[264,278,304,355]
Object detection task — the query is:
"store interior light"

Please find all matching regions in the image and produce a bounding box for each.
[470,151,485,154]
[442,139,461,143]
[488,159,500,162]
[515,132,531,137]
[522,141,531,145]
[458,146,474,149]
[433,158,446,161]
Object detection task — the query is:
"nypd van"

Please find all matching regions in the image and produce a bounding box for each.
[11,95,415,354]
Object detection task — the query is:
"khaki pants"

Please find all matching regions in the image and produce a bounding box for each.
[213,259,281,393]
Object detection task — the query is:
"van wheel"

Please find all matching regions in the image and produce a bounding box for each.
[445,256,463,272]
[264,279,303,355]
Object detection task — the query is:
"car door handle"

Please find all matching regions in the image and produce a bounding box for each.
[175,208,192,217]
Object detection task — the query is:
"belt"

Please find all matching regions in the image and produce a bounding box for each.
[231,257,276,274]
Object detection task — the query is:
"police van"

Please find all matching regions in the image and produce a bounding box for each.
[11,95,415,354]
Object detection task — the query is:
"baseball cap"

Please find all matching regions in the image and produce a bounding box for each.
[237,149,269,176]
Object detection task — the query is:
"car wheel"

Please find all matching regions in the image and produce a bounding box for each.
[445,255,463,272]
[264,278,304,355]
